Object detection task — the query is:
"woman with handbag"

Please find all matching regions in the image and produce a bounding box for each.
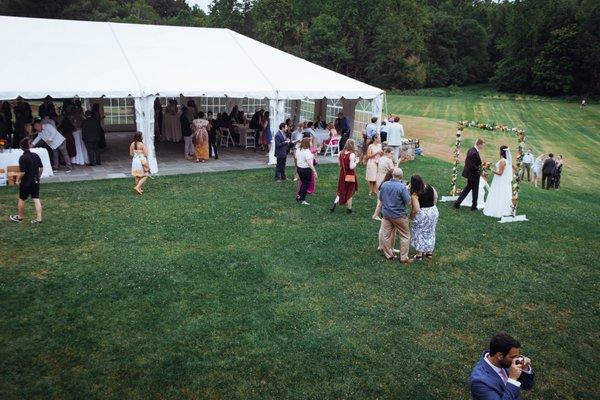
[330,139,358,214]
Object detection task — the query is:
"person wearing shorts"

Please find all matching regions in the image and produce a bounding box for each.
[10,137,43,224]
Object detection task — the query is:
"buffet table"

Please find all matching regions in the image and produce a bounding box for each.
[0,148,54,178]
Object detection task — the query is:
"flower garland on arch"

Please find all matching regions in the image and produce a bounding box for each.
[450,121,527,216]
[511,130,526,216]
[450,123,464,196]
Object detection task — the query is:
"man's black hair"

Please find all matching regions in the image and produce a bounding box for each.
[489,333,520,357]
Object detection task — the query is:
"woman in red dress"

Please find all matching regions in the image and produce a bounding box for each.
[330,139,358,213]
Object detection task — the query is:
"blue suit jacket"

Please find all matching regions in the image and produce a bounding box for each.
[470,351,534,400]
[274,131,289,158]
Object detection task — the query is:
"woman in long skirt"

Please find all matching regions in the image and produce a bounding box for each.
[192,113,210,163]
[330,139,358,214]
[409,175,439,260]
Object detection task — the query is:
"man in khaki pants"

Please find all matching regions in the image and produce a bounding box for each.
[378,168,413,264]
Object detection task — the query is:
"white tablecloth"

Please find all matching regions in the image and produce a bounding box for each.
[163,114,182,142]
[314,129,330,146]
[71,129,89,165]
[0,148,54,178]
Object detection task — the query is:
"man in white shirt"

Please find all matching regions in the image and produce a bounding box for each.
[522,148,534,182]
[386,116,405,162]
[470,333,534,400]
[31,118,72,172]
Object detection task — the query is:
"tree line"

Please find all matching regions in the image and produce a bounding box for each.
[1,0,598,96]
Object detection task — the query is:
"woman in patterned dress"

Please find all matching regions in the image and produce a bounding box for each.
[409,175,439,260]
[192,112,210,163]
[329,139,358,214]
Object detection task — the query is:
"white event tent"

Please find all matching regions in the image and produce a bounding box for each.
[0,15,385,172]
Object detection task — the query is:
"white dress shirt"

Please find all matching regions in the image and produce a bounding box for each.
[31,123,66,150]
[484,353,532,388]
[386,122,405,146]
[523,153,534,164]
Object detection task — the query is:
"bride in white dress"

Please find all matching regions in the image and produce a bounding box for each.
[483,146,514,218]
[461,176,489,209]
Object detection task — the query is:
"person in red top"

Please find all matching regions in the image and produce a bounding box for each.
[330,139,358,213]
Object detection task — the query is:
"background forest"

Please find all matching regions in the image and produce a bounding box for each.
[1,0,598,96]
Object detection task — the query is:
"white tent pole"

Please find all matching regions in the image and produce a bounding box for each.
[135,96,158,173]
[268,98,285,165]
[372,93,385,130]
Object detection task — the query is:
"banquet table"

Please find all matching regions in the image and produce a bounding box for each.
[163,113,182,142]
[71,129,89,165]
[0,148,54,178]
[314,129,330,146]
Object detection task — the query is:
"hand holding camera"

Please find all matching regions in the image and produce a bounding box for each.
[508,357,523,380]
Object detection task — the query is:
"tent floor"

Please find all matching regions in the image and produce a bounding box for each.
[44,131,339,183]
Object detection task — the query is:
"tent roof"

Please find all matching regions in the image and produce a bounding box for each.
[0,16,384,101]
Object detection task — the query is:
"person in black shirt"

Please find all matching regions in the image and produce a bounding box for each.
[180,106,193,160]
[10,138,44,224]
[207,111,218,160]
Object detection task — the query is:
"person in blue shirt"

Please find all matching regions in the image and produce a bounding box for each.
[378,168,412,264]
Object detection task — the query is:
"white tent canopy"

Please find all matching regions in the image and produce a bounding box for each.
[0,16,385,171]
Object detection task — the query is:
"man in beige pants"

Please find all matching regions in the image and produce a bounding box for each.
[378,168,413,264]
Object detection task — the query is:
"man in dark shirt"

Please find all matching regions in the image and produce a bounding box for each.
[10,138,44,224]
[81,110,103,165]
[541,153,556,190]
[207,111,218,160]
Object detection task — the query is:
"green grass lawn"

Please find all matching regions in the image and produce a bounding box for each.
[387,86,600,189]
[1,155,599,398]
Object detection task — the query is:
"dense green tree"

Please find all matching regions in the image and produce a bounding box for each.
[302,14,351,71]
[146,0,188,18]
[207,0,252,35]
[532,25,579,95]
[366,0,428,89]
[251,0,296,51]
[164,6,207,27]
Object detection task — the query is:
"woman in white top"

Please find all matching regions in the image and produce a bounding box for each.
[295,137,318,205]
[531,153,546,188]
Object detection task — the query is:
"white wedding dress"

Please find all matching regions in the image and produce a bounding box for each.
[460,176,489,209]
[483,153,513,218]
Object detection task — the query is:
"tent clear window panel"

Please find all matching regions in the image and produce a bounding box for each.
[300,99,315,122]
[104,98,135,125]
[326,99,342,125]
[354,99,372,138]
[199,97,227,114]
[240,98,267,115]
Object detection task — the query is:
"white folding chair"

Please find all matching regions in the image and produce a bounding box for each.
[244,129,256,149]
[219,127,235,148]
[324,139,340,157]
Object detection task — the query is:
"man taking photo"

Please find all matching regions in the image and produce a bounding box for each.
[470,333,534,400]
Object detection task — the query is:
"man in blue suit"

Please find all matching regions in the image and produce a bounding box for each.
[274,123,290,181]
[470,333,534,400]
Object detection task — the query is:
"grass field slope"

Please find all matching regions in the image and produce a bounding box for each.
[387,86,600,190]
[1,147,599,398]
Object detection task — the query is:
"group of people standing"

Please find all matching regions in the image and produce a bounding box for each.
[0,96,106,171]
[521,148,563,189]
[273,115,439,264]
